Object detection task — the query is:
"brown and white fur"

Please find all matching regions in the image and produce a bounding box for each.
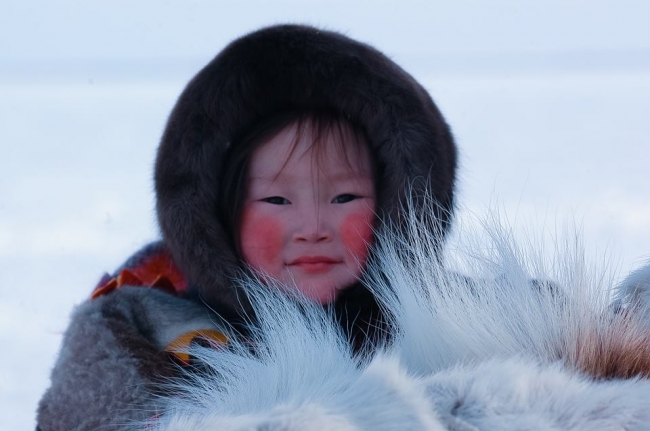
[146,207,650,431]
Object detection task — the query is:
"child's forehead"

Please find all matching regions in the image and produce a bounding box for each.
[250,122,373,177]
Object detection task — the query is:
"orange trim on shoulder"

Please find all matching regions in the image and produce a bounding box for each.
[91,278,118,299]
[130,251,188,292]
[91,249,188,299]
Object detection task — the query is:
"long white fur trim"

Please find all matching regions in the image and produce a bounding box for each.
[144,207,650,431]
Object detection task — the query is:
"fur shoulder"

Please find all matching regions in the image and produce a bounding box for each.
[37,287,226,431]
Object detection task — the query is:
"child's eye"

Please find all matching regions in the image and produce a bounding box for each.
[331,194,358,204]
[262,196,291,205]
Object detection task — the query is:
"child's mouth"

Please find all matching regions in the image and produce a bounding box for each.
[290,256,340,273]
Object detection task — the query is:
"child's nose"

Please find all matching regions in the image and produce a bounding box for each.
[292,208,333,243]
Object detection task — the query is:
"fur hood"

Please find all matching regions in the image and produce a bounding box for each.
[154,24,457,315]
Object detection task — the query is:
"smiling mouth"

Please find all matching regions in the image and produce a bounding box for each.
[289,256,340,273]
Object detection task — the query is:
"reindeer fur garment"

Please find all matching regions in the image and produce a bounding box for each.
[144,214,650,431]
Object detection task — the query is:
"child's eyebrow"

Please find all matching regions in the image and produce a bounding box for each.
[247,174,292,185]
[250,170,372,181]
[325,171,373,181]
[250,172,371,184]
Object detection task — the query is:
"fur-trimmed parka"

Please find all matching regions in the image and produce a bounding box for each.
[36,24,457,431]
[154,24,456,321]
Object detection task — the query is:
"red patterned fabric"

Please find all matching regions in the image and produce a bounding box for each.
[92,244,188,299]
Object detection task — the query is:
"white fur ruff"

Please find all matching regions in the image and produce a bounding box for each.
[146,213,650,431]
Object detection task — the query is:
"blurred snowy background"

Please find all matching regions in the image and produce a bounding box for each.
[1,1,649,428]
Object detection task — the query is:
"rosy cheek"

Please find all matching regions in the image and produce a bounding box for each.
[341,209,374,267]
[240,208,284,271]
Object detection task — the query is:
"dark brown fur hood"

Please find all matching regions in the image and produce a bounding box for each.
[155,24,457,319]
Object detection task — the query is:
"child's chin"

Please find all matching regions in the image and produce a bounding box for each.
[299,283,340,305]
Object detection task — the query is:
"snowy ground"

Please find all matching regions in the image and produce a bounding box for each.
[1,1,649,428]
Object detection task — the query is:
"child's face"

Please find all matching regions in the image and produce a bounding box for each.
[240,123,375,304]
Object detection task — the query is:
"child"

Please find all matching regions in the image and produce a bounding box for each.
[37,24,457,430]
[230,109,377,306]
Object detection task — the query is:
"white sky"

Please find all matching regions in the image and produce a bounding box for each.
[1,1,649,428]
